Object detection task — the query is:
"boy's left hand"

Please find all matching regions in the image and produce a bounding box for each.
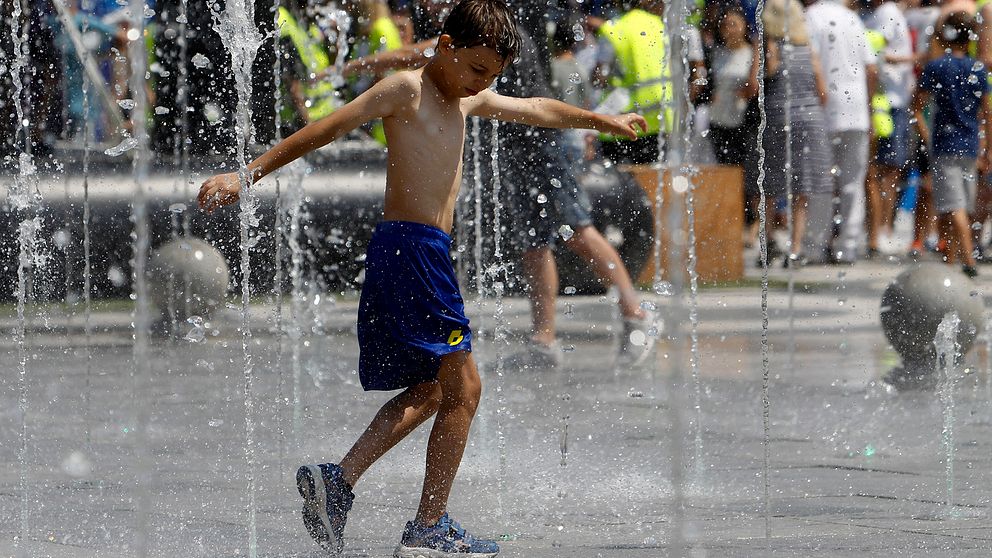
[599,113,648,140]
[198,172,243,213]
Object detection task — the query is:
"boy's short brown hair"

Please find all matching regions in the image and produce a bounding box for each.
[441,0,521,62]
[939,11,977,48]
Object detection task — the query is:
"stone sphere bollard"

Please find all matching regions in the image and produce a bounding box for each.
[880,263,983,390]
[149,238,230,324]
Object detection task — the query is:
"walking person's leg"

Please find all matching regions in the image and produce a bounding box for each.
[563,225,645,319]
[832,131,870,262]
[521,246,559,347]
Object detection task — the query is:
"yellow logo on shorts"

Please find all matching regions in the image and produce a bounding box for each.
[447,329,464,346]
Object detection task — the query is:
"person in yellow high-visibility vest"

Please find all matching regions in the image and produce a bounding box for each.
[341,0,404,143]
[594,0,673,164]
[277,2,341,129]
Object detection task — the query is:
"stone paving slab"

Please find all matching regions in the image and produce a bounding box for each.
[3,258,992,556]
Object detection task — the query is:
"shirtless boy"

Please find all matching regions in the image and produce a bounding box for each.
[198,1,645,555]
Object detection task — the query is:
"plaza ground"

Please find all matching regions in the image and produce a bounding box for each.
[2,256,992,556]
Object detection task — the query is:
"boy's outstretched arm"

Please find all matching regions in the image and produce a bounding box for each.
[467,90,647,139]
[198,74,412,212]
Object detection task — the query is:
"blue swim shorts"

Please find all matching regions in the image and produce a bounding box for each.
[357,221,472,391]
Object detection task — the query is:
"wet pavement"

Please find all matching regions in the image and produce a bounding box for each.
[3,257,992,556]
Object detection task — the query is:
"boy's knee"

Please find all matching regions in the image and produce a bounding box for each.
[439,354,482,410]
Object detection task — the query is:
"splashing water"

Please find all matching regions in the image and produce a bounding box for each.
[753,0,774,541]
[15,217,44,558]
[552,390,571,548]
[272,0,288,479]
[985,311,992,402]
[676,0,705,483]
[125,0,154,552]
[935,312,962,516]
[282,163,308,446]
[184,315,206,343]
[213,0,263,553]
[487,120,510,524]
[8,2,43,553]
[104,135,139,157]
[661,0,691,549]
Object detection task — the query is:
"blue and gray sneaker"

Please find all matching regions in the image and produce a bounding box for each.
[394,513,499,558]
[296,463,354,554]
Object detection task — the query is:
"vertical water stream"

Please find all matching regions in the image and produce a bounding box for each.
[935,312,961,516]
[213,0,263,553]
[753,0,774,540]
[126,0,152,552]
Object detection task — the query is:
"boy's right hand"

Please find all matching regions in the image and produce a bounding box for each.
[198,172,242,213]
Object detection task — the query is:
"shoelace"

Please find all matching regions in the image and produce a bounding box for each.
[436,515,468,541]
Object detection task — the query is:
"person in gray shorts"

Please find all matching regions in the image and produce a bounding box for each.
[932,158,978,216]
[912,12,991,278]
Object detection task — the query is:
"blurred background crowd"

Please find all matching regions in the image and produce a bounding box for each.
[3,0,992,273]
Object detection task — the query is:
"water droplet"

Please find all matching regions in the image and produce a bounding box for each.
[104,136,138,156]
[185,316,205,343]
[52,229,71,249]
[628,330,647,346]
[168,203,187,214]
[117,99,136,110]
[192,53,210,69]
[155,106,170,115]
[107,265,126,287]
[204,103,221,123]
[653,281,674,296]
[537,193,548,204]
[550,178,562,189]
[61,451,93,478]
[571,22,585,42]
[568,72,581,84]
[558,225,574,241]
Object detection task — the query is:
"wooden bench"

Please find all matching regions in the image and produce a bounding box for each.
[624,164,745,285]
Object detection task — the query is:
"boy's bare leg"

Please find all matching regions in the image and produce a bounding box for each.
[521,246,558,346]
[416,350,481,526]
[338,381,443,488]
[564,225,644,319]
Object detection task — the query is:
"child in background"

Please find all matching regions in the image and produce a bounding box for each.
[197,0,646,556]
[912,11,992,278]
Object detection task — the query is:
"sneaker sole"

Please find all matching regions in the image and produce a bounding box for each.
[393,544,498,558]
[297,465,338,553]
